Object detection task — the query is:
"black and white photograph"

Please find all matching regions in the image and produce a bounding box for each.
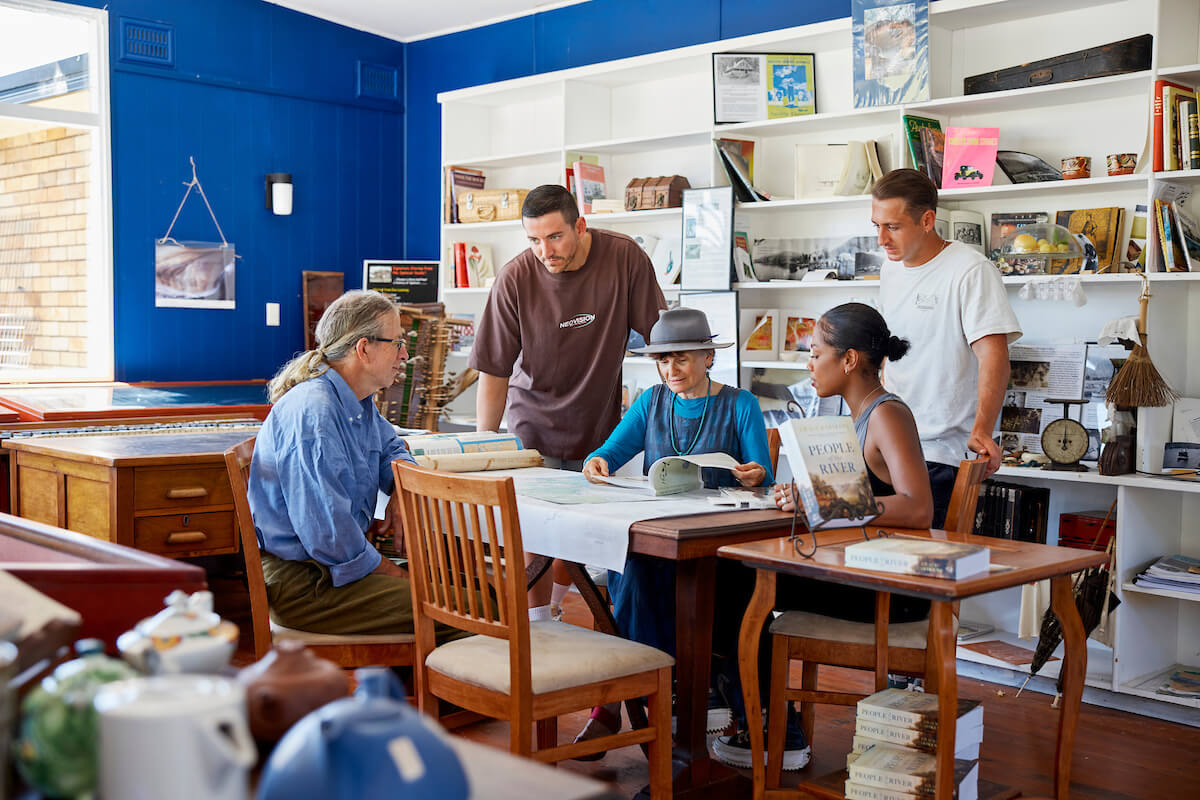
[953,220,982,247]
[1010,360,1051,389]
[1001,405,1042,434]
[750,235,884,281]
[1004,390,1026,407]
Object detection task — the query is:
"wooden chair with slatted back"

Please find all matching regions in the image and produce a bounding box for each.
[392,462,673,792]
[223,437,415,666]
[761,458,989,789]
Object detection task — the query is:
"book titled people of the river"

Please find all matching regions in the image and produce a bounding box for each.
[843,538,991,580]
[778,416,878,529]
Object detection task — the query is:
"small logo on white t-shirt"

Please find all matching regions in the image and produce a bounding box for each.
[559,313,596,329]
[914,293,937,310]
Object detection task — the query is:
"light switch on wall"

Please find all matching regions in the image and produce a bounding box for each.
[266,302,280,326]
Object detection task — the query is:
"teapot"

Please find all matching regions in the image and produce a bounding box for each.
[94,675,256,800]
[116,589,238,674]
[237,640,349,743]
[257,668,469,800]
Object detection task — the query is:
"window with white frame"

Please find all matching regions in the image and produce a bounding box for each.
[0,0,112,379]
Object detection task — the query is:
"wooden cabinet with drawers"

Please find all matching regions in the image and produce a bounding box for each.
[3,429,258,559]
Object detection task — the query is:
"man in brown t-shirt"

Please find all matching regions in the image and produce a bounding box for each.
[471,184,666,463]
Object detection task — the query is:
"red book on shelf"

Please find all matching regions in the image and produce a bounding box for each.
[1153,79,1192,172]
[453,242,469,288]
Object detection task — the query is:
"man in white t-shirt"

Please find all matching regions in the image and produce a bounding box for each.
[875,169,1021,527]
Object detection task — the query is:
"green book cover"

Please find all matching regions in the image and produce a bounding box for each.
[902,115,941,175]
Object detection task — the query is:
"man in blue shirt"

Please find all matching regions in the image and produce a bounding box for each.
[248,290,422,634]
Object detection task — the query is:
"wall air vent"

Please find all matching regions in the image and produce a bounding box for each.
[357,61,398,101]
[120,18,175,67]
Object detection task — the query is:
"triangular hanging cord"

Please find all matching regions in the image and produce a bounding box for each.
[157,156,232,249]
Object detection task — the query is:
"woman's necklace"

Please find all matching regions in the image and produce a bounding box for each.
[669,376,712,456]
[855,384,885,420]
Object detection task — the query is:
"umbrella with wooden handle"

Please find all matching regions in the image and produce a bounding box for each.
[1106,273,1178,408]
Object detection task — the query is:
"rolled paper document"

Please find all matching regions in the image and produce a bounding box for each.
[415,449,544,472]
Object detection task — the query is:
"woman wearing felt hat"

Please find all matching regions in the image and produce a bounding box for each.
[582,306,772,489]
[572,307,774,756]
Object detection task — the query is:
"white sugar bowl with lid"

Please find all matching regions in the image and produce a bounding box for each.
[117,589,239,674]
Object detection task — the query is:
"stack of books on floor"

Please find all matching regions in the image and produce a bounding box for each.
[1132,554,1200,595]
[844,688,982,800]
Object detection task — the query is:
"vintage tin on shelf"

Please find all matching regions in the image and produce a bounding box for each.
[455,188,528,223]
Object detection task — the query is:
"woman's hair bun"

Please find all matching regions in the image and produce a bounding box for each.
[886,335,910,362]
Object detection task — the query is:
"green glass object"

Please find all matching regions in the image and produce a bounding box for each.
[13,639,138,798]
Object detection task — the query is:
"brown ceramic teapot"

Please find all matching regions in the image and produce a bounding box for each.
[237,640,349,743]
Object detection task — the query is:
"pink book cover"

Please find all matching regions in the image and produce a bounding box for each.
[572,161,606,214]
[941,127,999,188]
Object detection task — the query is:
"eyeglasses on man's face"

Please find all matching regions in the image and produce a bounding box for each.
[368,336,407,350]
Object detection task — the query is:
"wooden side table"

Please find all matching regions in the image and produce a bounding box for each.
[719,528,1108,800]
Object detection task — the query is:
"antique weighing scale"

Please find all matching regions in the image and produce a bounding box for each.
[1041,398,1090,471]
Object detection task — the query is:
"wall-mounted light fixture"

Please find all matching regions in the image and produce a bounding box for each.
[266,173,293,215]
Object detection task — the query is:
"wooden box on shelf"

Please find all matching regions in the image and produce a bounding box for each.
[624,175,690,211]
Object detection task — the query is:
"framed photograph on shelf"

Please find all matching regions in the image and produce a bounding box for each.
[681,186,735,291]
[781,314,816,361]
[712,52,816,124]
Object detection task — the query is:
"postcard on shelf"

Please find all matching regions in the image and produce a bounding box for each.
[941,126,999,188]
[712,52,816,123]
[681,186,735,291]
[572,161,606,214]
[1055,207,1123,272]
[852,0,930,108]
[739,307,780,359]
[843,536,990,580]
[597,452,741,496]
[782,315,816,359]
[795,143,848,198]
[778,416,879,530]
[949,209,985,255]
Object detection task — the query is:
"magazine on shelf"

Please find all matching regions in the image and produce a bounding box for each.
[715,139,770,201]
[941,126,999,188]
[900,114,942,173]
[777,416,878,530]
[573,161,606,214]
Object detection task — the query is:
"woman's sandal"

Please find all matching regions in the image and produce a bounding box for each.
[571,704,621,761]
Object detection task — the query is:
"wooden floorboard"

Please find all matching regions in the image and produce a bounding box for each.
[446,594,1200,800]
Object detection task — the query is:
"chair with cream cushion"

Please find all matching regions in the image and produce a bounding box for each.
[392,462,673,793]
[761,457,988,788]
[224,437,415,666]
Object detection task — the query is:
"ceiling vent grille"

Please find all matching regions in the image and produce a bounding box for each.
[120,18,175,67]
[357,62,398,101]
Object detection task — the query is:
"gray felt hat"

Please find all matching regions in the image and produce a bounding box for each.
[629,308,733,355]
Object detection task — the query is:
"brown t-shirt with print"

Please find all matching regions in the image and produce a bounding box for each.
[470,228,666,460]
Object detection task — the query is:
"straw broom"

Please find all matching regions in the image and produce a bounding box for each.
[1106,274,1178,408]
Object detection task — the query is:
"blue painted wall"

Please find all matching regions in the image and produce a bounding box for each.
[62,0,404,381]
[403,0,848,260]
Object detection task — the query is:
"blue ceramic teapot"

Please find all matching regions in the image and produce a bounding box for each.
[257,668,469,799]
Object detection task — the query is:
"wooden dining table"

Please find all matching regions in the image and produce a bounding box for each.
[526,507,798,800]
[718,527,1109,800]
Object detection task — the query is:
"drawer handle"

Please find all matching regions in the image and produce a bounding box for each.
[166,531,208,545]
[166,487,209,499]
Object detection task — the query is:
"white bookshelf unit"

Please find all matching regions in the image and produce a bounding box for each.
[438,0,1200,721]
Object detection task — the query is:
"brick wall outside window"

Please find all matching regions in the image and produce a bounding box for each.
[0,126,90,371]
